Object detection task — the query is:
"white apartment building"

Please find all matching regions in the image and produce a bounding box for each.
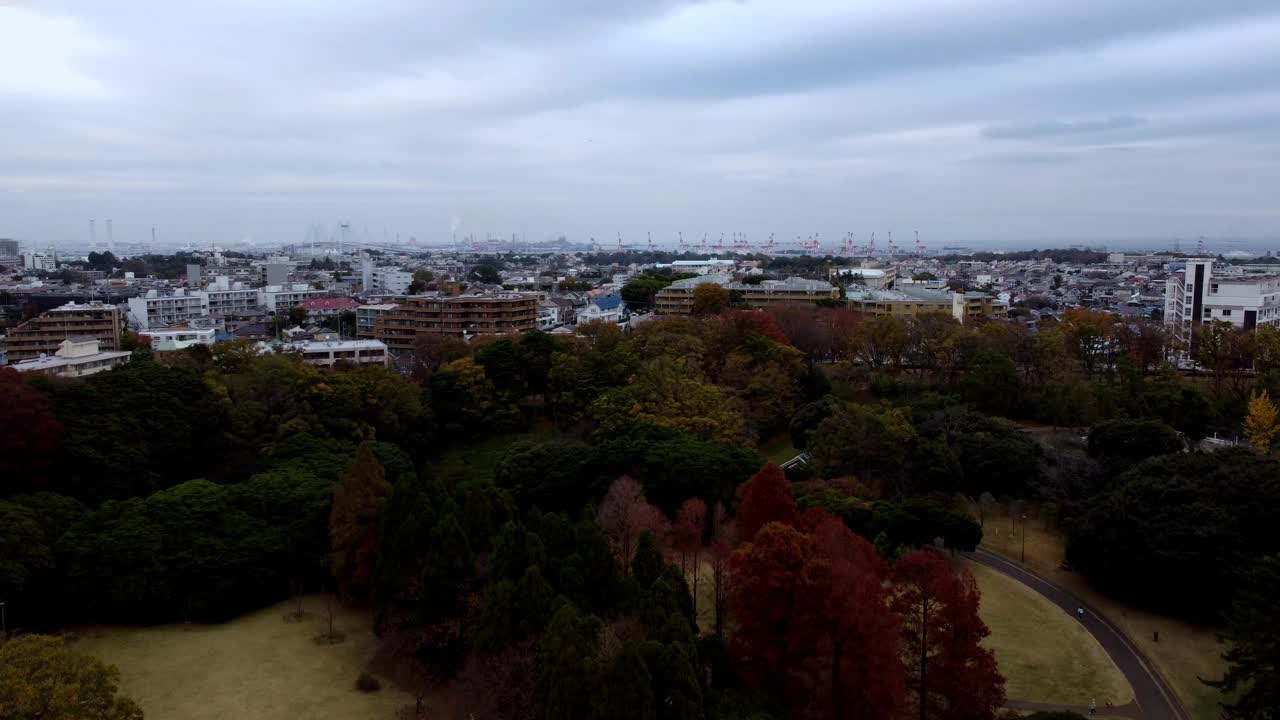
[11,337,131,377]
[371,267,414,294]
[203,277,260,316]
[1165,258,1280,353]
[24,253,57,272]
[127,288,209,330]
[143,326,218,352]
[356,303,398,337]
[258,283,325,314]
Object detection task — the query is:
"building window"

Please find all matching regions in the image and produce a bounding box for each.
[1222,309,1231,316]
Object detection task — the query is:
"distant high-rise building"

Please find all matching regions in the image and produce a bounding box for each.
[0,238,18,257]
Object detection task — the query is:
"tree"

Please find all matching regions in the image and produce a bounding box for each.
[735,463,797,542]
[730,522,813,696]
[598,477,669,571]
[891,551,1004,720]
[846,315,909,370]
[674,498,707,615]
[709,503,736,637]
[1244,389,1280,455]
[1067,448,1280,619]
[330,442,391,600]
[797,515,905,720]
[469,264,502,285]
[452,640,543,720]
[1086,419,1183,473]
[0,634,143,720]
[1208,554,1280,719]
[691,283,730,316]
[287,304,309,327]
[808,402,915,484]
[0,368,63,495]
[542,604,604,720]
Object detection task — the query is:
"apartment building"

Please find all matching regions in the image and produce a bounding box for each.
[373,292,538,350]
[127,288,209,330]
[654,275,838,314]
[847,288,1007,324]
[11,337,131,377]
[1165,258,1280,352]
[356,303,398,337]
[203,279,260,316]
[0,301,125,362]
[258,283,325,314]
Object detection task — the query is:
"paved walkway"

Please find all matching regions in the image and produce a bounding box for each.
[970,549,1190,720]
[1007,698,1142,718]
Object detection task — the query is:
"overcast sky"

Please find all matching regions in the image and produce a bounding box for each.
[2,0,1279,251]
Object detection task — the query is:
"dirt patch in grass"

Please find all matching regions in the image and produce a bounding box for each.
[981,516,1229,720]
[967,559,1132,707]
[71,596,415,720]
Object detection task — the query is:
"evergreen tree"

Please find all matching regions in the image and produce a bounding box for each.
[1209,555,1280,718]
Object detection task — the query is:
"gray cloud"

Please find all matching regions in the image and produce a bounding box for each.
[0,0,1279,248]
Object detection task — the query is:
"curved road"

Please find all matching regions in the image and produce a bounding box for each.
[969,549,1189,720]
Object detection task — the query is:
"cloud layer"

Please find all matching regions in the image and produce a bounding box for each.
[2,0,1278,249]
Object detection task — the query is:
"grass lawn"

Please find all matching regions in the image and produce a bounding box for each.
[981,517,1229,720]
[758,433,799,465]
[71,596,414,720]
[967,559,1132,708]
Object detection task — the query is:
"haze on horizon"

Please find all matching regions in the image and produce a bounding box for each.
[2,1,1279,250]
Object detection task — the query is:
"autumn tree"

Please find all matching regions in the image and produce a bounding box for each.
[674,498,708,615]
[691,283,730,316]
[0,368,64,494]
[0,635,143,720]
[735,463,797,542]
[709,502,736,637]
[598,476,669,571]
[330,442,391,600]
[891,551,1005,720]
[846,315,910,371]
[1244,389,1280,455]
[797,515,905,720]
[730,522,813,696]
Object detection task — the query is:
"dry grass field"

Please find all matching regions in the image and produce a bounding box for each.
[967,559,1132,707]
[72,596,414,720]
[982,518,1229,720]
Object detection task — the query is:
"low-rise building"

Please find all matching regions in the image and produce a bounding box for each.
[300,297,360,323]
[142,325,218,352]
[654,275,838,314]
[11,337,131,377]
[278,339,389,368]
[373,292,538,350]
[576,294,624,324]
[846,287,1006,323]
[0,301,125,362]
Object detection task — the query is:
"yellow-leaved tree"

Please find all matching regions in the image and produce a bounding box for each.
[1243,389,1280,455]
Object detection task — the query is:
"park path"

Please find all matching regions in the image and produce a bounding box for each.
[1007,698,1141,718]
[969,550,1190,720]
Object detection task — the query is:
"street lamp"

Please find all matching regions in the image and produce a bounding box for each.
[1020,514,1028,563]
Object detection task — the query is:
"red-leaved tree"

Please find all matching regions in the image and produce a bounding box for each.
[710,501,736,637]
[891,550,1005,720]
[0,367,64,494]
[730,521,814,697]
[797,515,906,720]
[674,497,707,615]
[598,476,669,572]
[735,463,797,542]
